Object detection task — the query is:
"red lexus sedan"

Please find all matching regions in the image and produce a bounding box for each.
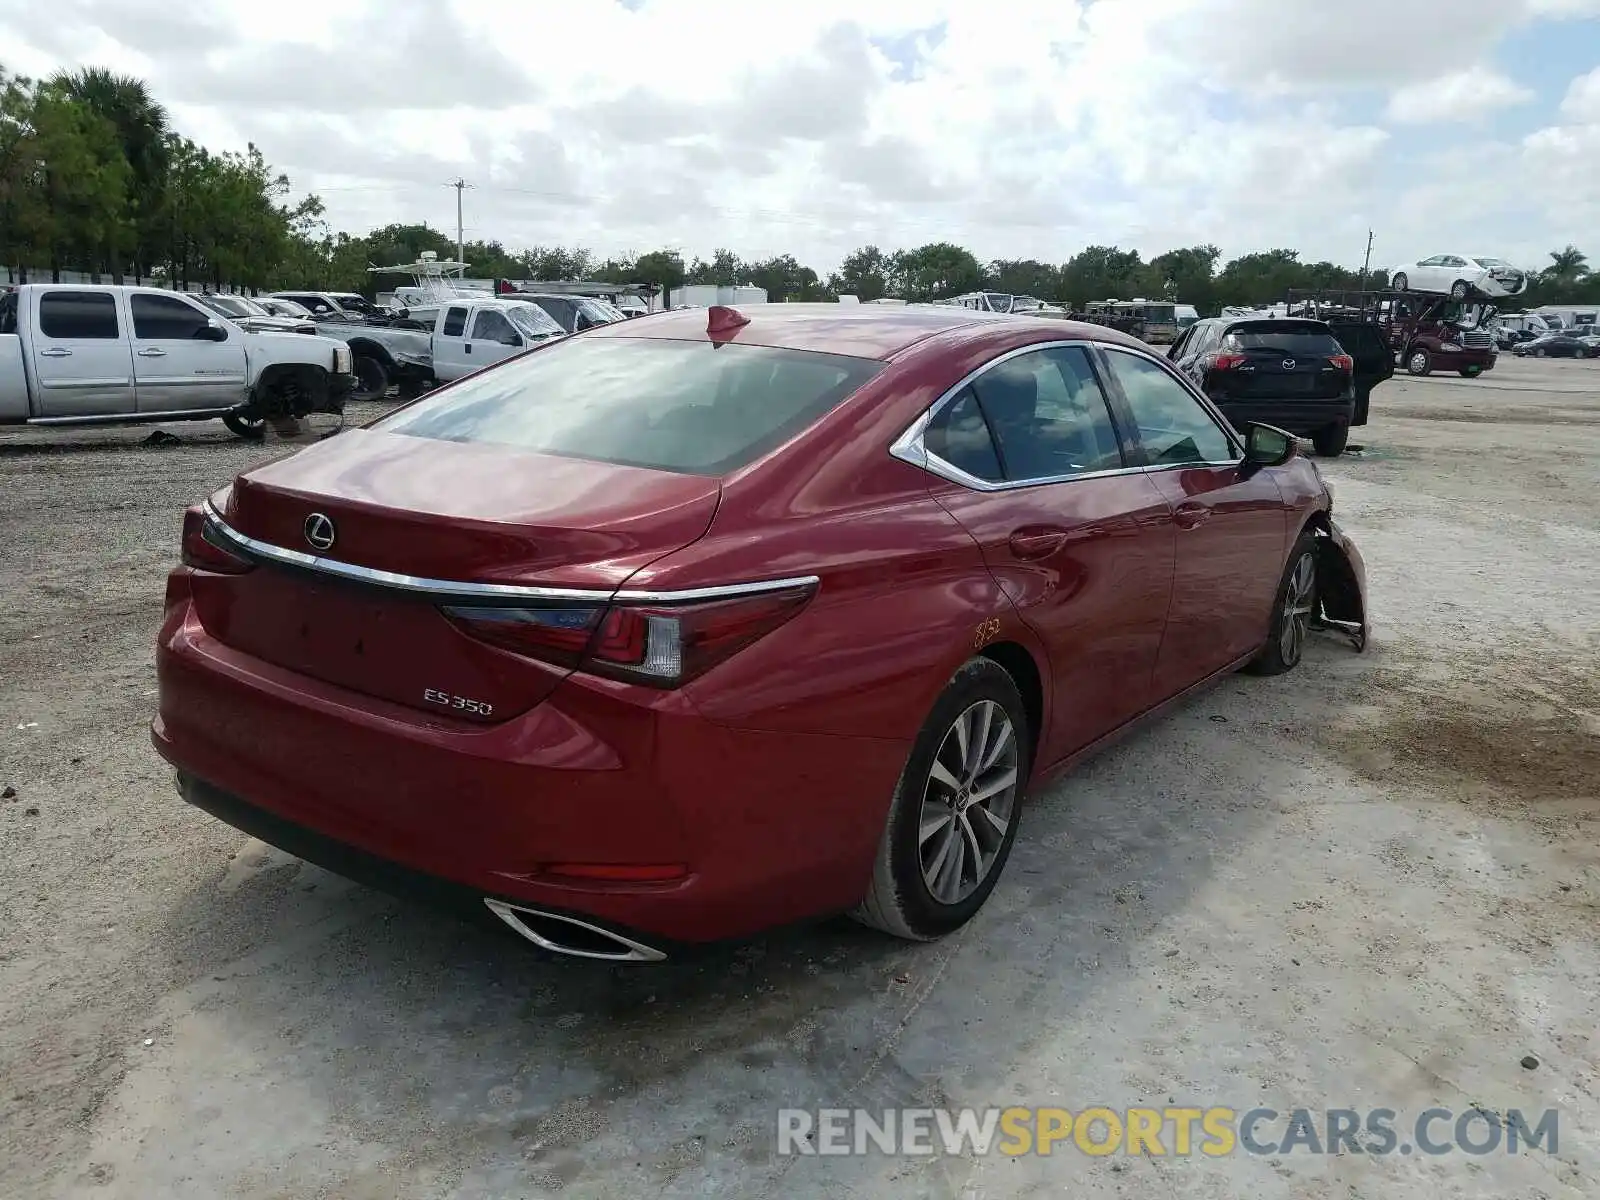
[153,304,1367,962]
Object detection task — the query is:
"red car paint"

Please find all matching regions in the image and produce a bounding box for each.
[152,305,1366,952]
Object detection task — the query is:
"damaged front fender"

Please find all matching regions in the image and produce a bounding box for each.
[1313,518,1368,651]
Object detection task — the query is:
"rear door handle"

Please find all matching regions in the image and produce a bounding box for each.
[137,347,166,357]
[1007,528,1068,559]
[1173,502,1212,530]
[39,347,71,357]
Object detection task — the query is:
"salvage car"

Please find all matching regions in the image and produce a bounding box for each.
[267,289,434,400]
[1511,332,1594,358]
[0,284,353,439]
[1166,316,1374,456]
[1388,254,1528,299]
[193,292,318,336]
[153,304,1368,960]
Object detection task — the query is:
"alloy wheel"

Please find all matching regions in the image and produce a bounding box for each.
[1279,551,1316,666]
[918,700,1020,905]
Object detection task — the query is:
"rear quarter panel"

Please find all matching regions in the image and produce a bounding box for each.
[0,334,28,420]
[622,338,1064,743]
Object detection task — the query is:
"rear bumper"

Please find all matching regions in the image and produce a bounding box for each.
[1213,396,1355,436]
[152,595,906,946]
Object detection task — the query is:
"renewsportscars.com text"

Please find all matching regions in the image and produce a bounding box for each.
[776,1106,1559,1158]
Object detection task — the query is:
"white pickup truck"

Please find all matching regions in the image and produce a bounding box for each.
[0,284,355,439]
[428,297,566,383]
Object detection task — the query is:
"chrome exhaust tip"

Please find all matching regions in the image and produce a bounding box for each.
[483,899,667,963]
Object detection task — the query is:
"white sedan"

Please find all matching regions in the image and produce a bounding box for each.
[1389,255,1528,299]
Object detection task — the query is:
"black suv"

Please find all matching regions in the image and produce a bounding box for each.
[1167,316,1388,457]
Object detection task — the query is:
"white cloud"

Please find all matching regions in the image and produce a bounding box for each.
[1559,64,1600,118]
[0,0,1589,274]
[1385,69,1535,124]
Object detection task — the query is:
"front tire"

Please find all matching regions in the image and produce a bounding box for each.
[1450,280,1470,300]
[1458,366,1482,378]
[852,658,1030,941]
[351,355,390,401]
[1312,422,1348,457]
[1407,348,1432,375]
[1533,347,1546,358]
[1246,533,1318,676]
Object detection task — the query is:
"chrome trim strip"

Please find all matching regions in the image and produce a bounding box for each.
[200,500,819,605]
[29,406,236,426]
[483,899,667,963]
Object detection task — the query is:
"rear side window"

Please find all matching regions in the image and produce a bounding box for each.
[442,306,468,336]
[378,337,883,475]
[131,294,213,340]
[38,291,119,339]
[925,387,1002,482]
[1225,323,1341,355]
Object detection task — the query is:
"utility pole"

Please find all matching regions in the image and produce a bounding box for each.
[1361,229,1375,287]
[449,178,471,266]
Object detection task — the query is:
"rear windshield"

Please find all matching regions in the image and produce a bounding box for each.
[1224,323,1341,355]
[376,336,883,475]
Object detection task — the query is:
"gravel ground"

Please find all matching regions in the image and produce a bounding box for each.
[2,358,1597,1199]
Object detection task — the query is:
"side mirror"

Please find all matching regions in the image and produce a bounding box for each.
[201,320,229,342]
[503,332,523,348]
[1243,422,1296,470]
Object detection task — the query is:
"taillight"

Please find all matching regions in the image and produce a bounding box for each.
[1328,353,1354,372]
[442,581,816,688]
[180,506,254,574]
[1210,351,1247,369]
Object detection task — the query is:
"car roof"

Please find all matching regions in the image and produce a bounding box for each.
[581,302,1144,360]
[1221,316,1332,331]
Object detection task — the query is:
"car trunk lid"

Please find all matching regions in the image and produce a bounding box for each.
[192,429,721,719]
[1208,322,1350,400]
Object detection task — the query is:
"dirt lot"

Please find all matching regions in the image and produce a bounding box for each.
[2,357,1597,1199]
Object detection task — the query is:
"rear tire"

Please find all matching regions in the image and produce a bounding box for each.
[223,411,265,440]
[1245,532,1318,677]
[351,355,390,401]
[851,658,1030,941]
[1312,422,1348,457]
[1392,273,1409,291]
[1406,348,1431,375]
[1458,366,1482,378]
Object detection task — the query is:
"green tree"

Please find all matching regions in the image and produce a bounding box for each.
[687,247,743,285]
[984,258,1062,300]
[891,242,983,301]
[834,245,892,300]
[1542,245,1589,287]
[50,67,169,283]
[1058,245,1147,308]
[1147,245,1221,312]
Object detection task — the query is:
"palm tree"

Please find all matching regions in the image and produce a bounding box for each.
[1544,245,1589,286]
[50,67,169,283]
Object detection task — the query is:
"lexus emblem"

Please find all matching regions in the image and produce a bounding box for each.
[1282,358,1296,370]
[303,512,336,550]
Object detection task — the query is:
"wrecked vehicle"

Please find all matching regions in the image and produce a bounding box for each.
[153,305,1366,962]
[0,284,352,440]
[266,290,434,400]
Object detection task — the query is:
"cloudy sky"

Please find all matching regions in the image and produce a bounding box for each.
[3,0,1598,276]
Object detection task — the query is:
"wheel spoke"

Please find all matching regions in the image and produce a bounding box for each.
[967,703,993,780]
[969,766,1017,804]
[928,757,961,793]
[974,801,1008,836]
[958,813,985,879]
[919,807,954,846]
[952,707,972,771]
[978,717,1013,772]
[931,823,965,902]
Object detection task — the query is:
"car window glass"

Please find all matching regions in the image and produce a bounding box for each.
[969,345,1125,481]
[924,386,1002,482]
[471,309,517,343]
[442,306,468,337]
[379,338,882,476]
[131,294,214,340]
[0,291,17,335]
[1168,328,1192,359]
[1104,349,1236,466]
[39,291,120,339]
